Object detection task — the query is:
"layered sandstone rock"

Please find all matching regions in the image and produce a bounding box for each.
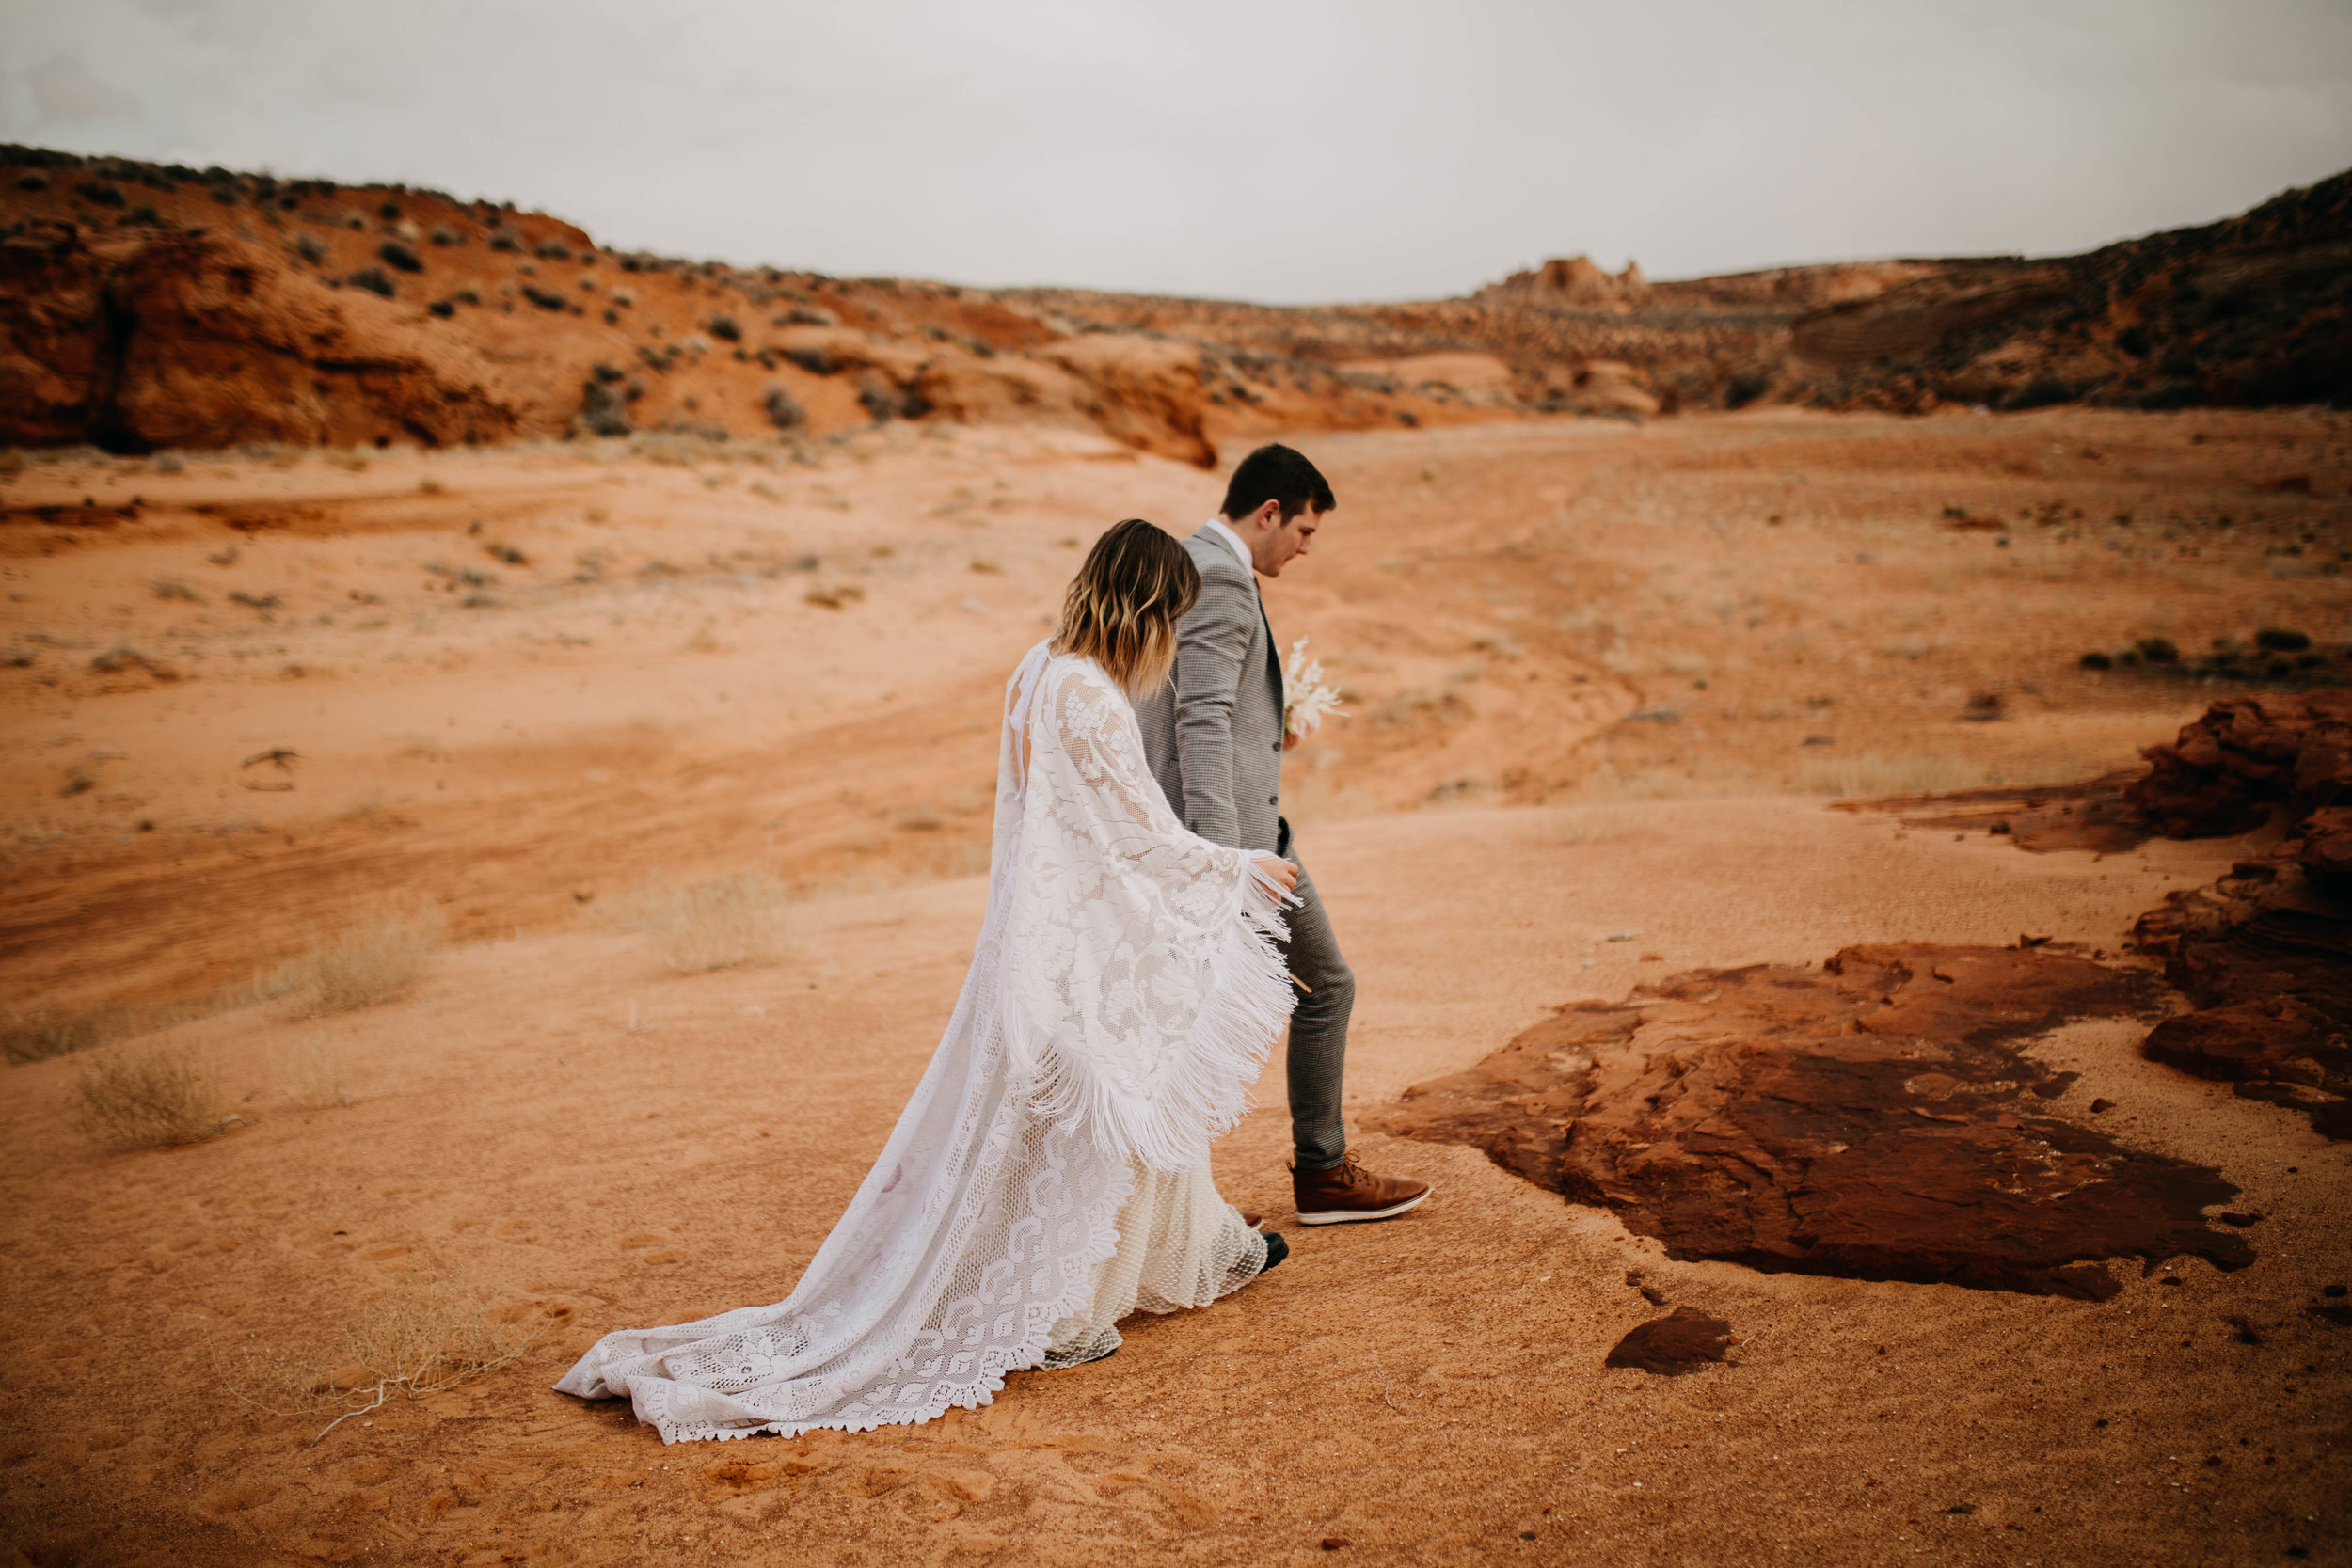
[1381,942,2253,1299]
[0,221,520,451]
[1854,691,2352,1140]
[1483,255,1653,311]
[2126,690,2352,839]
[2131,711,2352,1141]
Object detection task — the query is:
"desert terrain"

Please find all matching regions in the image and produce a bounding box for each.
[1,395,2348,1565]
[6,144,2346,470]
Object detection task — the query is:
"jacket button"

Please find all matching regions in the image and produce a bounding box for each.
[1272,740,1283,752]
[1268,795,1279,805]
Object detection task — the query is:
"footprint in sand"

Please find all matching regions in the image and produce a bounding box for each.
[1039,1437,1220,1526]
[697,1450,834,1499]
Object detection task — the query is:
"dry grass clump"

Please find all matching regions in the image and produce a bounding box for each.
[71,1044,232,1149]
[1802,754,1990,799]
[1568,765,1772,803]
[8,995,250,1067]
[5,1006,104,1065]
[280,1034,353,1110]
[1801,750,2127,800]
[617,871,791,973]
[275,911,443,1014]
[218,1277,539,1430]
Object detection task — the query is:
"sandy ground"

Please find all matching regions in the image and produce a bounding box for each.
[2,407,2347,1565]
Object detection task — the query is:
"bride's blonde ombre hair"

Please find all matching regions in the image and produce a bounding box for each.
[1052,518,1200,693]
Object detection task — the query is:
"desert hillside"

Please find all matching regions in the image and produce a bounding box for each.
[3,144,2345,467]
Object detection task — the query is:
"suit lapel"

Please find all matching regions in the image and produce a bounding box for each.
[1260,596,1284,715]
[1199,523,1284,723]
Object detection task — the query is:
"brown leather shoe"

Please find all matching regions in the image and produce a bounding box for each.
[1293,1151,1432,1226]
[1239,1212,1263,1229]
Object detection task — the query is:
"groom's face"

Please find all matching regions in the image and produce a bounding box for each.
[1251,503,1325,578]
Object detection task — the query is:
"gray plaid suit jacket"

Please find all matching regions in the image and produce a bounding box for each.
[1134,529,1286,854]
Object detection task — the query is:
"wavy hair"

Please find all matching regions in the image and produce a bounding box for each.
[1052,518,1200,694]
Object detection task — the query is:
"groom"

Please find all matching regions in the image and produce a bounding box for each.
[1136,444,1432,1226]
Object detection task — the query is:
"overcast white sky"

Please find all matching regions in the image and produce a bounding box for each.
[2,1,2347,303]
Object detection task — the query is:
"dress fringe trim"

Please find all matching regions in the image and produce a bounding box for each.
[1009,860,1295,1175]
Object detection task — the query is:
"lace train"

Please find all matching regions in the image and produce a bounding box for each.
[553,645,1293,1442]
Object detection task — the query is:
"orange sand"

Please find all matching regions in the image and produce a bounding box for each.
[2,408,2346,1564]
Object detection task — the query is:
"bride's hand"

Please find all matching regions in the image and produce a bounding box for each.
[1254,853,1299,893]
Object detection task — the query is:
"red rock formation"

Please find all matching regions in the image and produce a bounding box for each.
[1605,1307,1732,1376]
[1851,692,2352,1140]
[2132,820,2352,1140]
[1486,255,1653,311]
[2123,692,2350,1141]
[2302,806,2352,887]
[1851,768,2155,855]
[1790,267,2072,369]
[1380,943,2253,1300]
[0,151,1232,460]
[0,221,519,451]
[2126,690,2352,839]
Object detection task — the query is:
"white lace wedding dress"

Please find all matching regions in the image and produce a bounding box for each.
[554,643,1296,1442]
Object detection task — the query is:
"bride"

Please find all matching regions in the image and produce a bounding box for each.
[555,518,1302,1443]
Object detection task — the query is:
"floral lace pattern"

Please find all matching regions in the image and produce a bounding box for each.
[554,645,1292,1442]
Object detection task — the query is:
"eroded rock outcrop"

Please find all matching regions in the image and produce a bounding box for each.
[1380,943,2253,1299]
[1484,255,1653,312]
[2126,690,2352,839]
[1855,769,2155,855]
[1851,691,2352,1140]
[0,221,521,451]
[2132,787,2352,1140]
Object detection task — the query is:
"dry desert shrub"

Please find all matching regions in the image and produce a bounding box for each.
[615,871,791,973]
[276,911,443,1014]
[218,1277,538,1429]
[71,1044,232,1149]
[762,384,805,431]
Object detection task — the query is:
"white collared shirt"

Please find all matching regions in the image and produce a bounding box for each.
[1198,517,1255,580]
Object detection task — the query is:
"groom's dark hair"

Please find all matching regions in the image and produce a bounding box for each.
[1220,444,1335,523]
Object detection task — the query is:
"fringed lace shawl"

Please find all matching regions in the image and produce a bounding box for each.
[997,643,1297,1171]
[551,643,1294,1442]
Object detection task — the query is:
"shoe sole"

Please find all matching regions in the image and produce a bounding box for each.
[1295,1186,1433,1226]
